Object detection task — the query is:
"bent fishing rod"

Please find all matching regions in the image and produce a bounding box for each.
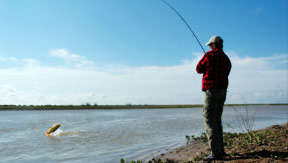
[160,0,206,53]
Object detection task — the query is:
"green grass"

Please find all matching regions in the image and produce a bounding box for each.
[0,104,203,110]
[1,104,286,110]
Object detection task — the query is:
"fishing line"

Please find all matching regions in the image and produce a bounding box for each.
[160,0,206,53]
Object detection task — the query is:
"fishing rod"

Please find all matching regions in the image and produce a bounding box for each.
[160,0,206,53]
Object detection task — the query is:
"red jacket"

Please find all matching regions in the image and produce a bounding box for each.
[196,48,231,91]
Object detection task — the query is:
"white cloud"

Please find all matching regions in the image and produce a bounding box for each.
[0,51,286,105]
[0,56,40,67]
[50,49,95,67]
[228,53,287,104]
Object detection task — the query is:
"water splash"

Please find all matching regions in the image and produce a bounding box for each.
[50,129,79,137]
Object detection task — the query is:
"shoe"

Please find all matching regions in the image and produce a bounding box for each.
[204,154,223,161]
[223,151,229,157]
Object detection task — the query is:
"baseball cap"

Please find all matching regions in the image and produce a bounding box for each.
[205,35,223,45]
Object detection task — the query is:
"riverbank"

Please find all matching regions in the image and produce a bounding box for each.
[0,104,286,110]
[0,104,201,110]
[152,123,288,163]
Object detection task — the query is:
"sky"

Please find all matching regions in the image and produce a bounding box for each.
[0,0,287,105]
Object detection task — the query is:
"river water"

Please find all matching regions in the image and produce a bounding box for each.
[0,105,287,163]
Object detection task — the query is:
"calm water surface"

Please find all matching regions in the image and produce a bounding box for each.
[0,105,287,163]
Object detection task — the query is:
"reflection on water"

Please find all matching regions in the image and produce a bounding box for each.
[0,105,287,163]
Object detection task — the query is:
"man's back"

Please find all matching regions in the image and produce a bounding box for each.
[196,48,231,91]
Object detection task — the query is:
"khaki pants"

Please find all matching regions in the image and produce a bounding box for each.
[203,88,226,156]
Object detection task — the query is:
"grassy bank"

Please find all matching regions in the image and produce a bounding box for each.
[144,123,288,163]
[0,104,202,110]
[0,103,286,110]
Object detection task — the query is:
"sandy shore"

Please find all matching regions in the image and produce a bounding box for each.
[151,123,288,163]
[153,138,209,162]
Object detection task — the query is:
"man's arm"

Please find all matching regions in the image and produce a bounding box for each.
[196,53,208,74]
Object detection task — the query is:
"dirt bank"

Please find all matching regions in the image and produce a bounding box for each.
[152,123,288,163]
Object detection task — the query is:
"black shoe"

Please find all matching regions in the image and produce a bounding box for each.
[204,154,223,161]
[223,151,229,157]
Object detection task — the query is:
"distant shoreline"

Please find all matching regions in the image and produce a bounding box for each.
[0,103,287,110]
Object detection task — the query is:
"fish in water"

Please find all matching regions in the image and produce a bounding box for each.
[46,124,61,136]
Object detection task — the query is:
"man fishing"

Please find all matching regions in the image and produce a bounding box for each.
[161,1,231,160]
[196,35,232,160]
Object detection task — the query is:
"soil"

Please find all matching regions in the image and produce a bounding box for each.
[152,123,288,163]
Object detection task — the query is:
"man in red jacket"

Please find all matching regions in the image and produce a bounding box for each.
[196,35,232,160]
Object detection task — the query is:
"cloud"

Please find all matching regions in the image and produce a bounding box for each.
[0,52,286,105]
[228,53,287,104]
[229,52,287,70]
[0,56,40,68]
[50,49,95,67]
